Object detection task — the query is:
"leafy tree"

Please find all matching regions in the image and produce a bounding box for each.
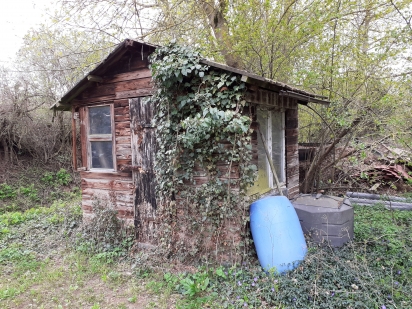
[9,0,410,188]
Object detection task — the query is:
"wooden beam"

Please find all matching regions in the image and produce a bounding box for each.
[87,75,104,83]
[71,106,77,170]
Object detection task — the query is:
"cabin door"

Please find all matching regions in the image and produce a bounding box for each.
[129,97,157,242]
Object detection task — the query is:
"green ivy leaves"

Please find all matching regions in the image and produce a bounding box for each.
[149,42,256,262]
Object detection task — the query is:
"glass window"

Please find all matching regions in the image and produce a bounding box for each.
[271,111,285,183]
[89,106,112,134]
[91,141,113,169]
[88,105,114,170]
[248,108,284,195]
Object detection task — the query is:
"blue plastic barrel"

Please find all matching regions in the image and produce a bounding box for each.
[250,196,307,273]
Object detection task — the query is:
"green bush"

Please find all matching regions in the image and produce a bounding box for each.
[41,168,72,187]
[0,184,16,200]
[19,184,39,202]
[75,198,134,257]
[0,247,35,264]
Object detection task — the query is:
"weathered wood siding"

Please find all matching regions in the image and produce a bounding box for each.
[73,53,154,223]
[285,106,299,198]
[72,49,300,225]
[129,98,157,242]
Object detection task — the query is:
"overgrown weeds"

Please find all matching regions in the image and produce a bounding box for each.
[153,204,411,309]
[74,198,134,261]
[1,190,411,308]
[0,167,76,213]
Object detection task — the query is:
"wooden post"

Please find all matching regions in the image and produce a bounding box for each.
[71,106,77,170]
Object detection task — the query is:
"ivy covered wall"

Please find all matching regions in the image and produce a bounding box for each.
[149,43,257,262]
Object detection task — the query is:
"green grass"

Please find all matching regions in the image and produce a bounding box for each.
[0,197,151,309]
[0,193,411,308]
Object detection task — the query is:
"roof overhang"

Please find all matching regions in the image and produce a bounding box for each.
[53,39,329,111]
[52,39,157,111]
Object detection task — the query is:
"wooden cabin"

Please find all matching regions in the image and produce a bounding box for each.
[54,39,328,229]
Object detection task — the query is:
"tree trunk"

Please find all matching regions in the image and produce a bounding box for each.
[201,0,240,68]
[2,138,9,163]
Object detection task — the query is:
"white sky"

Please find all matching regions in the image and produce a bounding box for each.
[0,0,53,66]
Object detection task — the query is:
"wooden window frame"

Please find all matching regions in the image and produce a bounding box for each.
[85,104,116,172]
[266,109,285,188]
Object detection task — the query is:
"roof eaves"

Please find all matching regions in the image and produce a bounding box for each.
[200,59,329,105]
[54,39,329,110]
[53,39,158,110]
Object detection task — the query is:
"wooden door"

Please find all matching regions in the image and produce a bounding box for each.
[129,97,157,242]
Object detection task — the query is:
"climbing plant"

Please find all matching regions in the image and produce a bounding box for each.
[150,42,256,262]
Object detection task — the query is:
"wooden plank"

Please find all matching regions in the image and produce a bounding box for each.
[129,58,150,70]
[81,178,134,190]
[285,108,299,195]
[114,114,130,122]
[116,151,132,160]
[103,53,149,76]
[114,106,130,115]
[285,133,298,145]
[116,207,134,218]
[104,69,152,84]
[115,122,130,129]
[130,97,157,242]
[286,145,299,154]
[116,158,132,165]
[115,78,153,92]
[285,128,298,137]
[245,89,298,109]
[71,106,77,170]
[116,88,153,99]
[82,199,134,210]
[115,136,131,144]
[117,161,133,171]
[79,107,88,168]
[113,99,129,106]
[82,83,116,99]
[80,171,132,181]
[115,128,131,136]
[72,95,116,106]
[82,188,134,202]
[288,186,299,199]
[116,144,131,151]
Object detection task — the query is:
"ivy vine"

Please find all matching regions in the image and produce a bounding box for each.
[150,42,256,262]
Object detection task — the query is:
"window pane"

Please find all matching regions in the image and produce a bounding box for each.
[247,110,271,195]
[91,141,113,169]
[89,106,112,134]
[271,111,284,182]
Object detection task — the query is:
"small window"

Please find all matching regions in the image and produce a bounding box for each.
[248,108,285,195]
[87,105,115,170]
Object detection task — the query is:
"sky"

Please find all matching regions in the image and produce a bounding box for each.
[0,0,53,66]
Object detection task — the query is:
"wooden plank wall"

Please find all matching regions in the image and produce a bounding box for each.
[73,49,301,225]
[129,98,157,242]
[74,53,154,224]
[285,101,300,198]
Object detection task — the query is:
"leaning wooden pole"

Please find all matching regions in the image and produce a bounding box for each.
[257,123,283,196]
